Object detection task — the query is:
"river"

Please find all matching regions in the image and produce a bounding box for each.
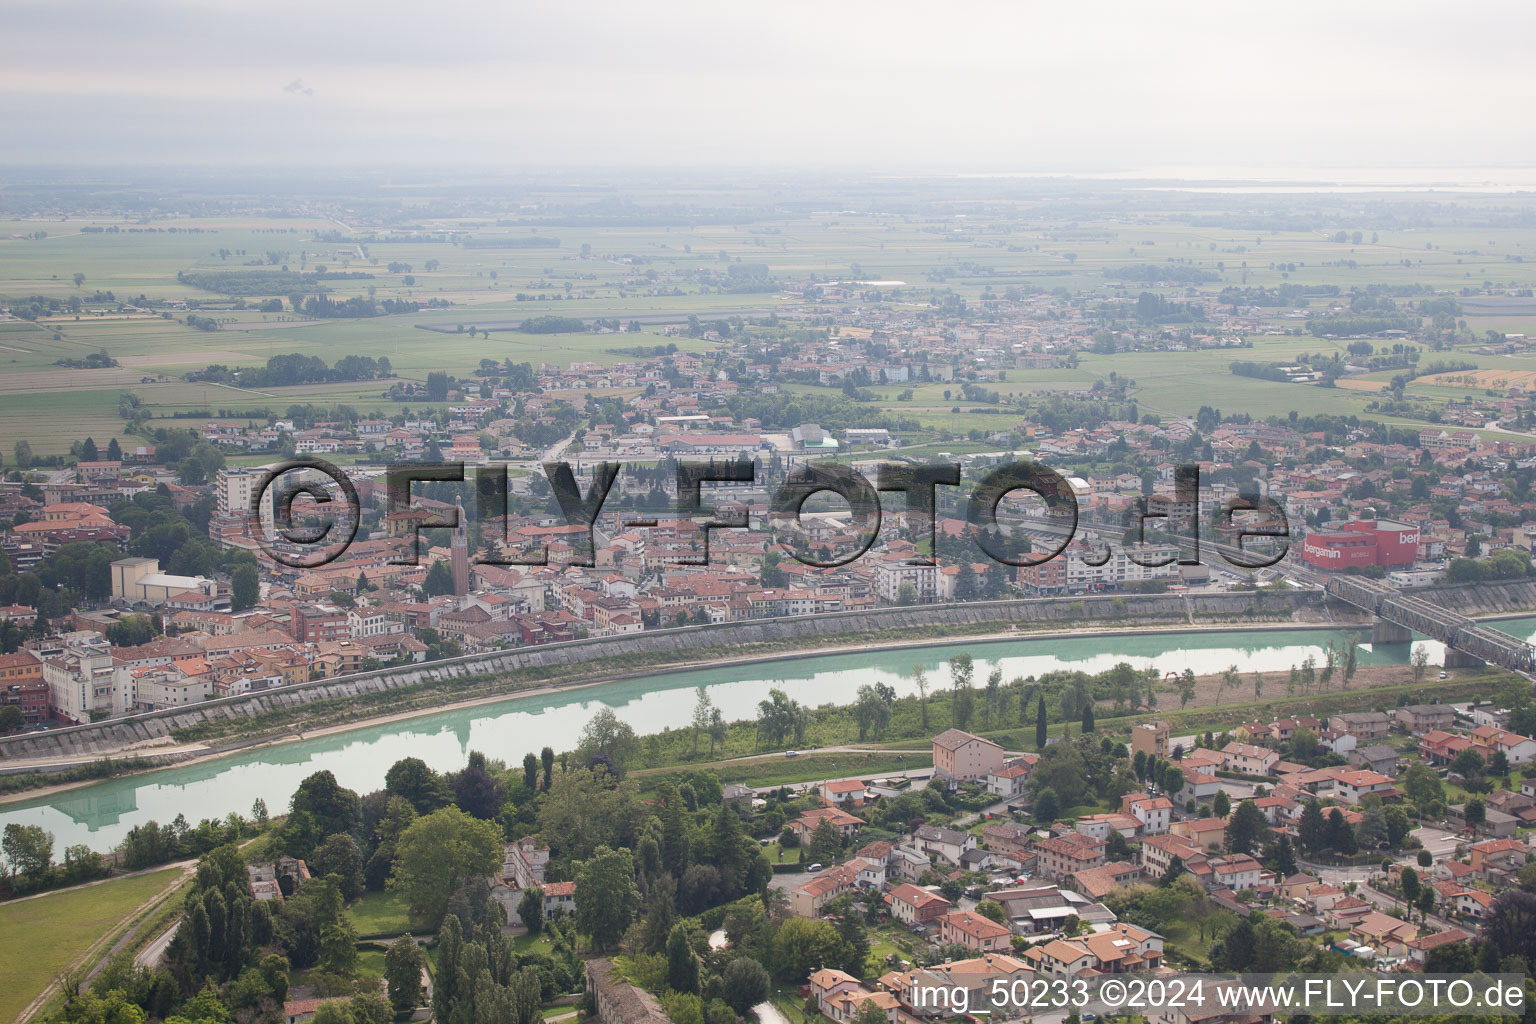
[5,617,1533,852]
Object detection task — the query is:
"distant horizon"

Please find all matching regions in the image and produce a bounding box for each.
[3,163,1536,192]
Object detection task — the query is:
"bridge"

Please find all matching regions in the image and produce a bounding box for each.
[1323,575,1536,673]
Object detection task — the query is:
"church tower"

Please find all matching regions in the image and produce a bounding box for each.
[451,503,470,597]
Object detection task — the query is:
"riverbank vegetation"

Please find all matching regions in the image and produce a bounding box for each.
[155,601,1336,749]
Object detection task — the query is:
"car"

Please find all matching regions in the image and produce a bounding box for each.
[785,750,799,758]
[1438,671,1448,679]
[807,863,824,872]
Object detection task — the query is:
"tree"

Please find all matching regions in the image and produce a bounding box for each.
[949,654,974,729]
[976,900,1007,924]
[230,563,259,611]
[1266,834,1297,877]
[1481,890,1536,964]
[1411,645,1429,683]
[1415,886,1436,922]
[721,957,770,1016]
[577,707,641,775]
[384,757,451,814]
[1080,703,1095,733]
[292,770,362,845]
[1178,668,1197,709]
[451,750,504,819]
[1325,809,1356,854]
[1298,799,1326,854]
[1450,748,1486,783]
[1417,849,1433,868]
[1035,695,1048,749]
[1,823,52,881]
[575,846,640,951]
[384,935,426,1012]
[541,746,555,790]
[309,833,365,901]
[0,705,23,732]
[1033,787,1060,823]
[1225,800,1268,855]
[1400,866,1421,906]
[1212,790,1232,818]
[523,752,539,793]
[1401,763,1445,813]
[772,917,844,980]
[389,806,502,926]
[912,665,929,732]
[691,687,714,755]
[73,272,85,287]
[422,560,454,597]
[1465,796,1486,831]
[667,922,700,994]
[519,885,545,935]
[808,819,842,866]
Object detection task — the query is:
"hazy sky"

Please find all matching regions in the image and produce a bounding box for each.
[5,0,1534,174]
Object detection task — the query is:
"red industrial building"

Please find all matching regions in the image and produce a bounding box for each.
[1300,519,1419,570]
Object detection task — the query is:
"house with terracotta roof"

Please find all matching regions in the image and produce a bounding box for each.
[985,756,1037,798]
[931,728,1006,783]
[1023,922,1163,978]
[888,883,952,926]
[1076,812,1141,841]
[1122,793,1173,833]
[1469,837,1527,885]
[1068,861,1144,900]
[789,806,865,841]
[790,862,860,918]
[1034,832,1106,881]
[1406,928,1471,965]
[1418,729,1471,765]
[541,880,576,919]
[940,909,1013,952]
[1470,724,1536,765]
[1350,912,1419,959]
[1171,815,1229,852]
[1222,741,1279,776]
[820,778,869,807]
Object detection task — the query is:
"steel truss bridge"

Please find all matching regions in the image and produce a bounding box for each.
[1324,575,1535,673]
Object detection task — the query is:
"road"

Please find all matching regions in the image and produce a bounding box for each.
[135,920,180,968]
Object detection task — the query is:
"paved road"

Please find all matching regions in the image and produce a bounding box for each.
[135,920,181,968]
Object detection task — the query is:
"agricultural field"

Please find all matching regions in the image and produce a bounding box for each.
[7,183,1536,455]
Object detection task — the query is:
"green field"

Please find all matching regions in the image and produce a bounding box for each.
[0,867,182,1022]
[347,888,421,938]
[7,190,1536,454]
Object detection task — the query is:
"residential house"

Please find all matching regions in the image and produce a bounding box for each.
[939,909,1013,952]
[931,728,1007,783]
[1222,742,1279,776]
[887,883,952,926]
[1034,832,1107,881]
[913,824,976,867]
[1121,794,1173,834]
[1329,711,1391,741]
[1395,703,1455,734]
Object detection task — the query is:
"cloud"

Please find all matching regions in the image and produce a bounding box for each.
[1,0,1534,169]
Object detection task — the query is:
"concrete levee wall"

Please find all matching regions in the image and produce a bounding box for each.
[0,584,1427,763]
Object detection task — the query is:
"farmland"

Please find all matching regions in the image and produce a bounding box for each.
[6,179,1536,455]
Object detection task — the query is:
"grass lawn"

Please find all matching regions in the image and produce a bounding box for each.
[348,888,421,937]
[1158,909,1238,968]
[0,867,182,1022]
[512,930,557,956]
[356,948,388,979]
